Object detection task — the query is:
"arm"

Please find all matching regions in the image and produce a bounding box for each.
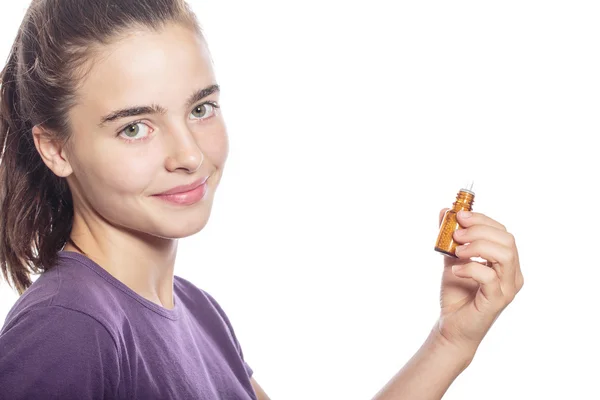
[248,330,472,400]
[251,377,271,400]
[248,210,523,400]
[372,327,474,400]
[373,209,523,400]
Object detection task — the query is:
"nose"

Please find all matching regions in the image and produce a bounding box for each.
[164,126,204,173]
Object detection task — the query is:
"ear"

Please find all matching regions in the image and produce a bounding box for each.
[32,125,73,178]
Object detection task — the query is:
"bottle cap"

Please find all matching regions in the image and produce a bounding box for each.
[460,180,475,195]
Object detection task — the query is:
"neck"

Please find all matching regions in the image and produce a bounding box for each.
[64,214,179,310]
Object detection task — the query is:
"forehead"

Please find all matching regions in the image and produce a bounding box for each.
[75,24,215,116]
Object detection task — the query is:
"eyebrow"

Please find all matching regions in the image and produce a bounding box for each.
[97,84,220,127]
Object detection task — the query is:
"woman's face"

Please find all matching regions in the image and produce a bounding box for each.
[64,23,228,240]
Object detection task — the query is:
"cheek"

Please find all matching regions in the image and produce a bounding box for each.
[82,144,157,196]
[105,162,153,193]
[76,154,156,226]
[199,123,229,169]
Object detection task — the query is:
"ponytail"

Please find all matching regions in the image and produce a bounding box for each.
[0,0,201,295]
[0,41,74,295]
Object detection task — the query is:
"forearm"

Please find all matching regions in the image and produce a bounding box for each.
[371,327,476,400]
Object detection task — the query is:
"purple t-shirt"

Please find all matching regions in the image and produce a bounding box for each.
[0,250,256,399]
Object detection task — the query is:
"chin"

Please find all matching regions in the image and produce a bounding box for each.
[158,208,213,239]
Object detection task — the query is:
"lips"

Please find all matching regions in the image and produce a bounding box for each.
[154,176,209,196]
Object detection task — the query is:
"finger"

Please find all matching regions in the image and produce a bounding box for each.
[516,268,525,292]
[514,246,524,292]
[456,211,507,231]
[451,261,504,303]
[453,225,516,248]
[455,240,517,282]
[439,208,450,227]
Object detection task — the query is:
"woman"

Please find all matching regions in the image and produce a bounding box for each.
[0,0,523,399]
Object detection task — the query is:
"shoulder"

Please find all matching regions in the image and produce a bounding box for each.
[174,275,229,321]
[2,253,125,344]
[173,276,246,349]
[173,276,238,341]
[174,275,218,308]
[0,254,129,399]
[0,304,121,399]
[1,303,119,354]
[173,276,254,377]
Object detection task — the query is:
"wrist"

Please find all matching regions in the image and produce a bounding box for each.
[428,325,477,372]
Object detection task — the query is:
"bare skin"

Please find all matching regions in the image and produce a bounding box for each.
[34,24,226,310]
[32,23,523,400]
[371,209,523,399]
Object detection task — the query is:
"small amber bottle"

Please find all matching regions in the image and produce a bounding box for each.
[434,183,475,258]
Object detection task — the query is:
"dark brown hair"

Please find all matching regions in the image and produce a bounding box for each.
[0,0,201,295]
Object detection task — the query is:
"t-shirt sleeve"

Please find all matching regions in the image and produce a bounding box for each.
[0,305,121,400]
[202,290,254,378]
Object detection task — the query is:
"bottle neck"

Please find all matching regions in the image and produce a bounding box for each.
[452,189,475,212]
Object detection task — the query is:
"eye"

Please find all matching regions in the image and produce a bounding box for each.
[190,101,220,120]
[118,121,153,143]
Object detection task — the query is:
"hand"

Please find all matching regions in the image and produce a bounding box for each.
[434,208,524,356]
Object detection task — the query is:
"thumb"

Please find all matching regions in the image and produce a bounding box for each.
[439,208,449,227]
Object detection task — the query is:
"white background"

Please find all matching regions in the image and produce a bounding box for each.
[1,1,599,399]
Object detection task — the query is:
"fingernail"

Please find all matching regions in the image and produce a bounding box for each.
[459,211,472,218]
[455,245,467,253]
[452,265,464,272]
[454,229,465,236]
